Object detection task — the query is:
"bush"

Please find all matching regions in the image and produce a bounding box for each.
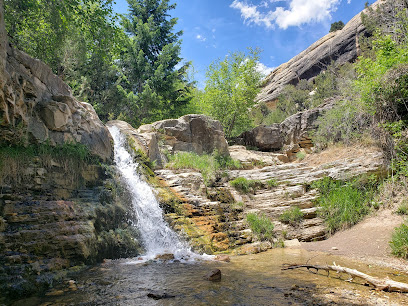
[312,177,377,234]
[330,21,345,32]
[266,179,278,188]
[230,177,262,194]
[390,222,408,258]
[246,213,275,241]
[279,207,304,225]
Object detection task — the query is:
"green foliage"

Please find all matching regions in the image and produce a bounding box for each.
[266,179,278,188]
[199,49,263,138]
[329,21,345,32]
[279,206,304,225]
[396,201,408,215]
[312,176,378,234]
[246,213,275,241]
[118,0,193,126]
[390,222,408,258]
[230,177,262,194]
[166,151,242,185]
[311,100,369,149]
[296,151,306,160]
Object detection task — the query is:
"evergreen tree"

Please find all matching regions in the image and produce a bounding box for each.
[119,0,193,126]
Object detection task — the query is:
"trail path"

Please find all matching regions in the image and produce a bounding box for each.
[301,208,408,272]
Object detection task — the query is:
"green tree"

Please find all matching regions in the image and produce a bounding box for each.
[119,0,193,126]
[329,21,345,32]
[200,49,263,138]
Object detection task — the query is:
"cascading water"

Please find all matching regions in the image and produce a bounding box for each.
[108,126,195,260]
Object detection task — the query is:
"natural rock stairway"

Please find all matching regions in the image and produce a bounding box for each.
[156,148,386,254]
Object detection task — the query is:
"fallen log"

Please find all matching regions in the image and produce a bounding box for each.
[282,263,408,293]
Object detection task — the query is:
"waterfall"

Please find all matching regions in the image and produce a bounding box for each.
[108,126,195,260]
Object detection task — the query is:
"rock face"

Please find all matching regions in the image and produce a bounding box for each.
[0,18,112,161]
[108,115,230,168]
[238,98,337,152]
[257,1,381,106]
[157,146,386,254]
[0,155,142,299]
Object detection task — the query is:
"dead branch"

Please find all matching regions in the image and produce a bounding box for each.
[282,263,408,293]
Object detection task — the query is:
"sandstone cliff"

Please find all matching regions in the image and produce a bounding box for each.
[257,0,383,107]
[0,0,112,161]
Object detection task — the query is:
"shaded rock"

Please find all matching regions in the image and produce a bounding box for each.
[257,2,381,105]
[237,99,337,152]
[0,38,112,161]
[147,291,176,300]
[204,268,222,282]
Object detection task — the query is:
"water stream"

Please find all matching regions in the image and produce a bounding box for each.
[108,126,197,260]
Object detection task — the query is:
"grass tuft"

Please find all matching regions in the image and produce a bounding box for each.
[279,206,304,225]
[230,177,262,194]
[311,176,378,235]
[390,222,408,259]
[246,213,274,241]
[166,151,242,186]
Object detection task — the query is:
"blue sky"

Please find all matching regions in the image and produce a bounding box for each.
[113,0,369,87]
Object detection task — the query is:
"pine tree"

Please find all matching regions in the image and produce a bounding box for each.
[120,0,192,126]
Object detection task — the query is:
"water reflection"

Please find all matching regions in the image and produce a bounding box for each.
[22,249,408,305]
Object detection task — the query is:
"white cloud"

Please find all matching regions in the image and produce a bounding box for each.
[196,34,207,42]
[230,0,341,29]
[347,0,351,3]
[256,62,275,77]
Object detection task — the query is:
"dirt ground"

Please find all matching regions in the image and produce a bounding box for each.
[300,208,408,272]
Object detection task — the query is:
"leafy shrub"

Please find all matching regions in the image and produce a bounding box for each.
[311,100,371,149]
[230,177,262,194]
[296,151,306,160]
[312,176,377,234]
[266,179,278,188]
[246,213,275,241]
[390,222,408,259]
[279,207,304,225]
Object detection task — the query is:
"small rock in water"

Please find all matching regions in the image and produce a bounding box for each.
[204,268,222,282]
[155,253,175,261]
[147,291,176,300]
[215,255,230,262]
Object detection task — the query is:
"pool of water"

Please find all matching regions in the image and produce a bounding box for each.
[12,249,408,305]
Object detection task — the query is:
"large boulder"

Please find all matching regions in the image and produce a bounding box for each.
[238,98,337,151]
[0,34,112,161]
[108,115,230,168]
[257,1,382,107]
[139,114,229,155]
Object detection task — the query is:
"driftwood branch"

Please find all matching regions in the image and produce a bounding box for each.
[282,263,408,293]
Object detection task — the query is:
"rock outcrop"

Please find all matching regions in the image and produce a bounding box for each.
[108,115,230,168]
[237,98,337,153]
[257,1,381,106]
[0,6,112,161]
[157,146,385,254]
